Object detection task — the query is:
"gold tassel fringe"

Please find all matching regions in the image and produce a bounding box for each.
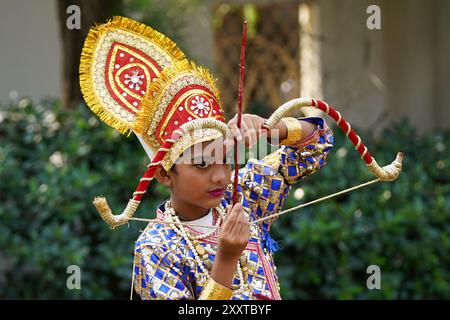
[79,16,186,135]
[108,16,185,62]
[93,196,141,228]
[135,59,223,135]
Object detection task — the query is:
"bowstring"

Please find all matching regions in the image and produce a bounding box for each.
[127,178,381,230]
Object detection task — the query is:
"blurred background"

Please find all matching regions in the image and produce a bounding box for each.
[0,0,449,299]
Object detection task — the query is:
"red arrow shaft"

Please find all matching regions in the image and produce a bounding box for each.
[233,21,247,205]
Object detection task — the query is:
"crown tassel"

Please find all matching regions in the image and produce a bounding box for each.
[93,120,231,228]
[92,139,176,228]
[93,197,140,228]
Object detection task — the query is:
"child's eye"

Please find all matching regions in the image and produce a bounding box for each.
[195,156,231,168]
[196,161,210,169]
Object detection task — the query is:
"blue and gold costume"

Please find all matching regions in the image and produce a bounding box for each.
[76,16,397,301]
[81,16,402,301]
[133,117,333,300]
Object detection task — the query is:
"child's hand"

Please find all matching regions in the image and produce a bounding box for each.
[216,203,250,261]
[210,203,250,289]
[225,114,268,148]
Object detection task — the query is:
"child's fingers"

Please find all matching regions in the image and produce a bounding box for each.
[222,203,241,233]
[230,206,249,236]
[220,205,231,232]
[237,221,251,244]
[227,117,243,141]
[253,117,268,138]
[233,211,247,236]
[221,204,233,224]
[242,118,257,147]
[231,214,250,249]
[240,119,251,145]
[248,127,258,147]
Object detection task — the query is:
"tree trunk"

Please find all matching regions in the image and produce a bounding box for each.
[57,0,123,109]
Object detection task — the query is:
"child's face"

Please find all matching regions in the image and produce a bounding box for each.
[169,138,232,210]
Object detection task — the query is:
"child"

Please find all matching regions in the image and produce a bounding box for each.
[134,114,332,300]
[80,16,333,300]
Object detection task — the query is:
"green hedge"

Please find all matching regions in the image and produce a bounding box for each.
[273,113,450,299]
[0,98,169,299]
[0,98,449,299]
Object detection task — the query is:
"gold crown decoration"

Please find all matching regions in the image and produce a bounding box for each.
[135,59,227,170]
[79,16,185,135]
[80,17,231,228]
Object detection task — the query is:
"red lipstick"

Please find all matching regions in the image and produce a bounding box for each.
[207,188,225,198]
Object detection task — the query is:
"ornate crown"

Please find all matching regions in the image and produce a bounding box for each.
[80,16,230,227]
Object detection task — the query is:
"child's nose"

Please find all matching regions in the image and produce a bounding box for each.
[210,164,229,184]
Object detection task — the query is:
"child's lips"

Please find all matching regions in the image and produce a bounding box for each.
[207,188,225,197]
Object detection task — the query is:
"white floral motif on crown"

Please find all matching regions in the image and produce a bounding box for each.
[124,70,144,91]
[188,95,211,117]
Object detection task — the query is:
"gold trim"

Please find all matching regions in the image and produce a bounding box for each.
[280,117,303,145]
[158,89,219,140]
[116,45,160,75]
[111,43,160,101]
[115,63,152,102]
[80,28,133,134]
[135,60,223,136]
[79,16,185,135]
[161,129,223,170]
[198,277,233,300]
[108,16,185,62]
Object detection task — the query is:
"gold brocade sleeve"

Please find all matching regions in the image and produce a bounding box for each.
[230,117,334,230]
[133,227,195,300]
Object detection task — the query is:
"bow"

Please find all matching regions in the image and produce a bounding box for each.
[230,21,403,216]
[255,97,404,223]
[264,97,403,181]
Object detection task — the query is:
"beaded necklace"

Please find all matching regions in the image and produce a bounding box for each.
[164,199,250,294]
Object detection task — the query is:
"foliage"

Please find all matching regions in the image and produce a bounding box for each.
[272,117,450,299]
[0,98,168,299]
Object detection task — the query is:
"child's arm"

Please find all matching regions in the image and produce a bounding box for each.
[226,113,319,149]
[225,115,334,251]
[265,116,334,184]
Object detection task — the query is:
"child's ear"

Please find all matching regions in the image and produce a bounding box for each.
[154,166,173,187]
